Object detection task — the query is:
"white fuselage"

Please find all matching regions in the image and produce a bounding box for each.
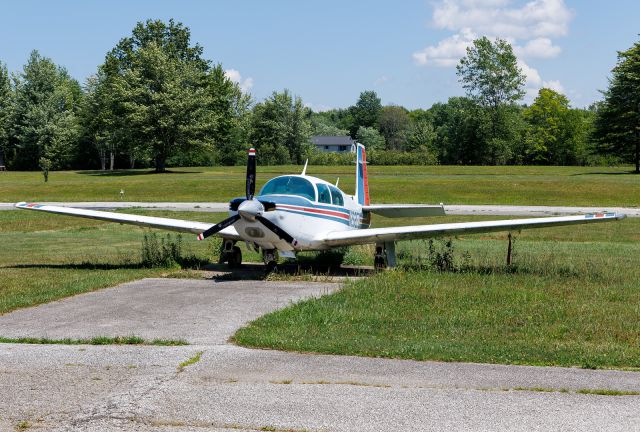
[230,175,370,251]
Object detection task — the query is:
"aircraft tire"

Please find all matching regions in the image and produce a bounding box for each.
[228,246,242,268]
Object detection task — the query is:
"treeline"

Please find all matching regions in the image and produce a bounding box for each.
[0,20,637,172]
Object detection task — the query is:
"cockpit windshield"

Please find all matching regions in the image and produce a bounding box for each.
[259,176,316,201]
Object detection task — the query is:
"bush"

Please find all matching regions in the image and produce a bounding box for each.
[141,232,183,268]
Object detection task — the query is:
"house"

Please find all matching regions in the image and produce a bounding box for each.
[311,135,356,153]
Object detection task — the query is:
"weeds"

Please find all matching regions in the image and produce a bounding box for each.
[177,351,203,372]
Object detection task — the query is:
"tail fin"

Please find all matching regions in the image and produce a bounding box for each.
[354,143,370,206]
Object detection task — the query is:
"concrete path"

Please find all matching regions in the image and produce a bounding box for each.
[3,201,640,217]
[0,278,639,431]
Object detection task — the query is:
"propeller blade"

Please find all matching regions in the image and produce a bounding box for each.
[246,148,256,199]
[255,215,297,247]
[197,214,241,241]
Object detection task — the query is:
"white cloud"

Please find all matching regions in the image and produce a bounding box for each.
[542,79,564,93]
[432,0,573,39]
[374,75,390,86]
[515,37,561,58]
[413,28,476,66]
[224,68,254,93]
[413,0,572,100]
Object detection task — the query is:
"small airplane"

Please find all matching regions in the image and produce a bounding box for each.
[16,144,626,270]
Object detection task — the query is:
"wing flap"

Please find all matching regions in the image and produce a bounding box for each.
[363,204,446,218]
[15,202,241,239]
[319,213,625,246]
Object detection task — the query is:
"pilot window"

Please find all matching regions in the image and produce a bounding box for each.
[259,176,316,201]
[316,183,332,204]
[328,185,344,206]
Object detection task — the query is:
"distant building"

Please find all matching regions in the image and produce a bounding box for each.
[311,135,356,153]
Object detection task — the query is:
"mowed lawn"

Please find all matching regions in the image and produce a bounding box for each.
[1,165,639,206]
[1,165,640,369]
[235,218,640,369]
[0,209,219,313]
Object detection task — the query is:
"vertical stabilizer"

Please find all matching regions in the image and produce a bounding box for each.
[354,143,370,206]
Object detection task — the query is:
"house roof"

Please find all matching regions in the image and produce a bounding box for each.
[311,135,354,146]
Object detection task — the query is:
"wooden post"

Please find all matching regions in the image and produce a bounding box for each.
[506,232,512,266]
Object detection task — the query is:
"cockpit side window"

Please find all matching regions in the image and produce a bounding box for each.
[316,183,332,204]
[328,185,344,206]
[259,176,316,201]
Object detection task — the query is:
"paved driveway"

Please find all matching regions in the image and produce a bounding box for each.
[0,279,638,431]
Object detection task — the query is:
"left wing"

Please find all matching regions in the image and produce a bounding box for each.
[318,213,625,247]
[14,202,241,239]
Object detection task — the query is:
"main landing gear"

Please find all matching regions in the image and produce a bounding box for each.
[262,248,278,273]
[374,241,397,270]
[222,239,242,269]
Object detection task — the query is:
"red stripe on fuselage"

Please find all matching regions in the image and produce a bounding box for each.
[276,204,350,220]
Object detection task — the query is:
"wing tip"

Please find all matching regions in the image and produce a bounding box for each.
[15,201,28,208]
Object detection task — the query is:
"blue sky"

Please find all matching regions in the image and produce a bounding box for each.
[1,0,638,110]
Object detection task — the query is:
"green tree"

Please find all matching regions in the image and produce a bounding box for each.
[349,90,382,136]
[205,65,252,166]
[249,90,311,165]
[0,62,11,167]
[457,37,526,109]
[524,88,587,165]
[593,39,640,173]
[405,118,437,153]
[10,50,82,170]
[429,97,490,164]
[101,19,215,172]
[355,126,385,151]
[378,105,409,150]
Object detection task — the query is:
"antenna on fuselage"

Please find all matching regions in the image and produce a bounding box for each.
[335,178,340,187]
[301,159,309,176]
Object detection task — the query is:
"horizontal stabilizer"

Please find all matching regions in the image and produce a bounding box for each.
[363,204,446,218]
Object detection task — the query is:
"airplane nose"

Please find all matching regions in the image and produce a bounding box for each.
[237,199,264,221]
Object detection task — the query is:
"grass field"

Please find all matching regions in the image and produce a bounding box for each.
[235,224,640,368]
[1,165,639,369]
[1,165,639,206]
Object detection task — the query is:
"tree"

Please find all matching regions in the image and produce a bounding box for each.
[405,118,436,153]
[523,88,587,165]
[249,90,312,165]
[378,105,409,150]
[355,126,385,151]
[593,39,640,173]
[101,19,214,172]
[456,37,525,109]
[429,97,490,164]
[204,65,251,166]
[0,62,11,168]
[349,90,382,136]
[10,50,82,170]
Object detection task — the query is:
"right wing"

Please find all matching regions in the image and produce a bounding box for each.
[15,202,241,240]
[318,213,625,247]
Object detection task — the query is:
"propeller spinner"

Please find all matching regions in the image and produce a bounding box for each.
[197,148,297,247]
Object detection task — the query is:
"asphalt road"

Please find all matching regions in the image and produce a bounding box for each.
[2,202,639,216]
[0,279,639,431]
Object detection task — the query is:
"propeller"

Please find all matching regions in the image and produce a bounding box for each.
[197,148,297,247]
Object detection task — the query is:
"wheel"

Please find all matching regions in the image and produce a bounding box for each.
[227,246,242,269]
[374,256,386,270]
[265,260,278,274]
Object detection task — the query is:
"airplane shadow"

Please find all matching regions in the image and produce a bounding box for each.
[570,171,638,176]
[203,262,375,281]
[6,263,147,270]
